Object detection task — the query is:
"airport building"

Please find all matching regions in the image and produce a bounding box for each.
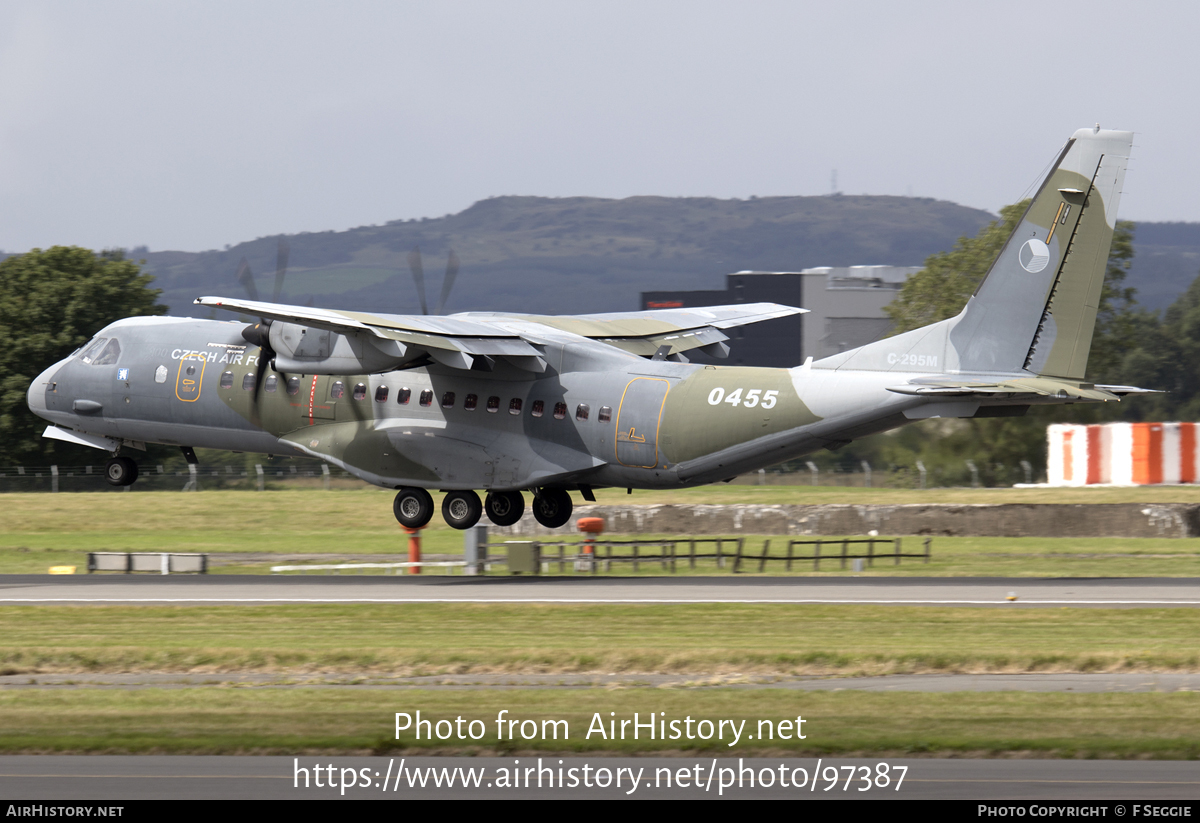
[640,266,921,368]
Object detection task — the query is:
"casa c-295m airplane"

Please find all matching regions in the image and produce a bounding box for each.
[27,127,1149,531]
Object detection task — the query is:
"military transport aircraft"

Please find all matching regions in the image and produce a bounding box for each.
[26,127,1149,530]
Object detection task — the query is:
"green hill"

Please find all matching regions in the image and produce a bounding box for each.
[143,194,996,316]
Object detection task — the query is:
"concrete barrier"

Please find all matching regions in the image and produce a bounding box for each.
[490,503,1200,539]
[88,552,208,573]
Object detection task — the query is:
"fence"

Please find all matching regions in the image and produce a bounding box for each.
[263,537,932,576]
[0,462,1042,492]
[0,463,370,493]
[489,536,932,575]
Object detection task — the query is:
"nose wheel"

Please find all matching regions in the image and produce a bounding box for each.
[442,490,482,530]
[393,487,434,529]
[104,456,139,487]
[531,488,572,529]
[484,491,525,526]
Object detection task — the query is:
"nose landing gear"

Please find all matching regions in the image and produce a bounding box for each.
[104,456,139,487]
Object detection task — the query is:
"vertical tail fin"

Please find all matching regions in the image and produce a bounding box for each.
[949,127,1133,378]
[813,127,1132,379]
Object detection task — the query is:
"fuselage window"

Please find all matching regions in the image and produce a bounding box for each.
[219,371,234,389]
[464,394,478,411]
[531,400,545,417]
[330,380,345,399]
[78,338,107,364]
[576,403,590,421]
[598,405,612,422]
[442,391,456,408]
[397,387,411,405]
[553,402,567,420]
[375,385,389,403]
[242,373,256,391]
[419,389,433,407]
[353,383,368,401]
[92,338,122,366]
[486,396,500,413]
[286,376,301,396]
[509,398,523,415]
[265,375,278,393]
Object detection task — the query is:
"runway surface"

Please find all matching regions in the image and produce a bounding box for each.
[0,755,1197,800]
[1,574,1199,606]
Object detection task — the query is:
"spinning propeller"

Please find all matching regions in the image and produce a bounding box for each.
[407,246,460,315]
[235,239,292,424]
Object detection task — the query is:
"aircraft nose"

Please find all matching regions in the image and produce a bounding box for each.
[26,362,61,421]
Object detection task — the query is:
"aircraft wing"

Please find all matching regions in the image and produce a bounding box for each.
[195,296,804,366]
[473,303,806,358]
[886,376,1160,402]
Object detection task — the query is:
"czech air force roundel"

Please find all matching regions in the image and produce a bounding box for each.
[1019,238,1051,273]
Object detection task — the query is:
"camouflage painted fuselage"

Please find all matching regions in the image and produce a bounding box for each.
[29,314,927,490]
[27,128,1143,491]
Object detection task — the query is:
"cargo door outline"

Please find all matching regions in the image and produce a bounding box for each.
[614,377,670,468]
[306,375,337,423]
[175,354,206,402]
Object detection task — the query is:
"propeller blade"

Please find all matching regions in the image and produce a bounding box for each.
[239,322,275,429]
[407,247,429,315]
[236,258,259,301]
[436,249,459,315]
[273,238,290,303]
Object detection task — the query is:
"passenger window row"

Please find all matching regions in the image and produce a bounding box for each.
[223,371,611,423]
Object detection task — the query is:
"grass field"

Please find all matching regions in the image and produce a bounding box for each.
[3,489,1200,576]
[3,603,1197,675]
[4,489,1198,757]
[2,602,1199,757]
[3,688,1198,757]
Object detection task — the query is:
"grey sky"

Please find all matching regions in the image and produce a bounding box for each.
[1,0,1195,253]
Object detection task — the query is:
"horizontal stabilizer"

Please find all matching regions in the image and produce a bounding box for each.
[887,376,1157,402]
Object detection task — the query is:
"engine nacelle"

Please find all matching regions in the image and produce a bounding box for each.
[268,322,414,374]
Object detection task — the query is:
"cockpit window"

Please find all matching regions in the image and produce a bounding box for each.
[91,338,121,366]
[78,338,108,364]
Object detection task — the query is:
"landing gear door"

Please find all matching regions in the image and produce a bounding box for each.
[614,377,671,468]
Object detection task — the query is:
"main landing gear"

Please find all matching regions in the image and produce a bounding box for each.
[104,456,139,487]
[393,487,434,528]
[391,487,575,530]
[484,491,524,527]
[530,488,572,529]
